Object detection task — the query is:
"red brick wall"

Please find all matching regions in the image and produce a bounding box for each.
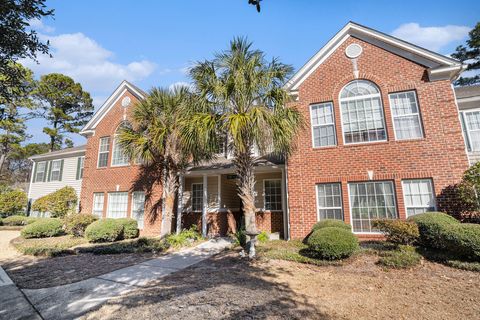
[80,90,163,236]
[286,36,469,239]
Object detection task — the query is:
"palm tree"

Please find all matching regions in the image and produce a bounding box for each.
[118,86,192,237]
[184,38,303,253]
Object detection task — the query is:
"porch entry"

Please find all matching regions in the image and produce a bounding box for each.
[178,168,287,238]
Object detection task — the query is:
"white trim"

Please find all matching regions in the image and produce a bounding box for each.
[285,22,464,92]
[29,149,86,160]
[315,183,344,221]
[217,175,221,208]
[27,160,36,199]
[309,102,337,148]
[388,90,424,141]
[461,108,480,152]
[97,137,110,168]
[263,178,282,212]
[191,182,203,212]
[202,175,208,237]
[401,179,436,217]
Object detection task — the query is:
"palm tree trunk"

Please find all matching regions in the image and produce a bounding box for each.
[234,151,258,234]
[160,166,178,238]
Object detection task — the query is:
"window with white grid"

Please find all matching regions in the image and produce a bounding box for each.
[111,138,129,166]
[35,161,47,182]
[97,137,110,167]
[310,102,336,147]
[349,181,398,233]
[462,110,480,151]
[389,91,423,140]
[107,192,128,218]
[192,183,203,212]
[93,193,104,218]
[264,179,282,211]
[402,179,435,217]
[50,160,62,181]
[316,183,343,220]
[132,191,145,229]
[340,80,386,144]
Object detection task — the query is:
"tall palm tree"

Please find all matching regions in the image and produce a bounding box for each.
[118,86,191,237]
[184,38,303,252]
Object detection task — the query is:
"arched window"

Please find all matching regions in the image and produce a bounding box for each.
[111,121,131,166]
[339,80,386,144]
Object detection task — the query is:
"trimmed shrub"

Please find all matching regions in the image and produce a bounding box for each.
[32,186,78,218]
[85,219,123,243]
[442,223,480,261]
[3,215,37,226]
[372,219,420,245]
[257,231,269,243]
[312,219,351,232]
[377,245,422,269]
[409,212,458,249]
[0,188,27,216]
[64,214,98,237]
[21,218,64,238]
[117,218,139,239]
[166,225,202,248]
[307,227,359,260]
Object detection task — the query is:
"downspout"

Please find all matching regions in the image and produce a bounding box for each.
[284,161,291,240]
[26,159,36,216]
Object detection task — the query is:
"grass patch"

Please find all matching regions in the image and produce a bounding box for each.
[257,240,342,266]
[11,235,87,257]
[377,245,422,269]
[418,247,480,272]
[76,237,169,255]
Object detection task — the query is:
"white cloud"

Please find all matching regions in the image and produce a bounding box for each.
[28,18,55,33]
[391,23,470,52]
[21,32,157,95]
[169,81,193,92]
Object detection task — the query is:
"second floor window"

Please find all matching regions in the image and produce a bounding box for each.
[111,138,129,166]
[49,160,62,181]
[461,110,480,151]
[340,80,387,144]
[310,102,336,147]
[389,91,423,140]
[35,161,47,182]
[98,137,110,168]
[76,156,85,179]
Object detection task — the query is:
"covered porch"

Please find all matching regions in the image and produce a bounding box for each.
[177,158,287,239]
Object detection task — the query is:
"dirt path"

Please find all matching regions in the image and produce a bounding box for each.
[0,231,21,263]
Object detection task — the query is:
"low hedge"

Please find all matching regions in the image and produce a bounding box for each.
[64,214,98,237]
[372,219,419,245]
[116,218,139,239]
[442,223,480,261]
[409,212,459,249]
[307,227,359,260]
[377,245,422,269]
[21,218,64,238]
[3,215,37,226]
[85,219,124,243]
[311,219,351,232]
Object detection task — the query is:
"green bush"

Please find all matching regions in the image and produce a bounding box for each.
[257,231,269,243]
[442,223,480,261]
[312,219,351,232]
[409,212,459,249]
[378,245,422,269]
[372,219,420,245]
[85,219,124,243]
[31,186,78,218]
[306,227,359,260]
[166,225,202,248]
[0,188,27,216]
[77,237,168,255]
[63,214,98,237]
[21,218,64,238]
[116,218,139,239]
[3,215,37,226]
[233,229,247,247]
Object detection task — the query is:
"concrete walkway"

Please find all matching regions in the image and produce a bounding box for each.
[22,238,232,320]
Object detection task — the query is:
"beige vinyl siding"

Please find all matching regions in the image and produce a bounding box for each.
[220,174,240,209]
[254,172,282,210]
[28,155,83,208]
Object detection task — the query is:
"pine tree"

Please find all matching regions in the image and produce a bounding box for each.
[452,22,480,86]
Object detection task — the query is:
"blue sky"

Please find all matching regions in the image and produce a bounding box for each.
[23,0,480,146]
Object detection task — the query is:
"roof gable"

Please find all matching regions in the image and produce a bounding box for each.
[80,80,146,135]
[285,22,466,92]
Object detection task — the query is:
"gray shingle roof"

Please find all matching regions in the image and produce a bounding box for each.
[29,145,86,161]
[455,85,480,99]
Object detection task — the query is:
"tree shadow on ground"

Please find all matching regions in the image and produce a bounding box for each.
[83,251,329,320]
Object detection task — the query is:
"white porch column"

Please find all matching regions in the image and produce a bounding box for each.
[176,174,184,234]
[281,168,288,240]
[202,174,208,237]
[217,175,221,209]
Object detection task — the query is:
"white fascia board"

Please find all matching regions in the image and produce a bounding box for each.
[29,149,86,161]
[80,81,146,135]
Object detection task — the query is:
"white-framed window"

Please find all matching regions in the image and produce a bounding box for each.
[35,161,47,182]
[340,80,387,144]
[389,91,423,140]
[191,183,203,212]
[107,192,128,218]
[50,160,62,181]
[132,191,145,229]
[349,181,398,233]
[77,156,85,180]
[97,137,110,168]
[316,183,343,220]
[93,193,105,218]
[264,179,282,211]
[310,102,336,147]
[461,110,480,151]
[402,179,436,217]
[111,138,129,166]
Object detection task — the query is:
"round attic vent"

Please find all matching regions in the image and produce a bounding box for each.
[121,96,131,107]
[345,43,363,59]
